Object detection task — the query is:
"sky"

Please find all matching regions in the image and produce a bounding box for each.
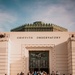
[0,0,75,32]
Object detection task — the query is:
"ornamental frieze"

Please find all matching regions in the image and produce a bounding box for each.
[0,33,9,42]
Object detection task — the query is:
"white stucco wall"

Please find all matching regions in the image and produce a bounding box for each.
[0,40,9,75]
[9,32,69,75]
[0,32,75,75]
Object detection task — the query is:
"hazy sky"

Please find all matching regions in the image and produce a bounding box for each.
[0,0,75,31]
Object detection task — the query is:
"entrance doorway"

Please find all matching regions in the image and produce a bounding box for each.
[29,51,49,73]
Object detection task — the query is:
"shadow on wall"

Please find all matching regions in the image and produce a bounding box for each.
[55,41,69,75]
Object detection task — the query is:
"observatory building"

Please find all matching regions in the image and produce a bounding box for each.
[0,21,75,75]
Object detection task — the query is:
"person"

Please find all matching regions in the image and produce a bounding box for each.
[32,71,34,75]
[27,71,32,75]
[44,72,47,75]
[41,71,43,75]
[22,73,24,75]
[5,74,7,75]
[51,71,55,75]
[56,71,60,75]
[20,72,23,75]
[34,71,37,75]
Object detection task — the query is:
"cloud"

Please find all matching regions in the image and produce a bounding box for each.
[0,0,75,31]
[24,0,75,31]
[0,12,16,24]
[0,11,17,31]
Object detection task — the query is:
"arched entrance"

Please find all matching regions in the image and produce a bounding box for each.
[29,51,49,73]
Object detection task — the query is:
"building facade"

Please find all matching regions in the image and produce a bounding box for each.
[0,22,75,75]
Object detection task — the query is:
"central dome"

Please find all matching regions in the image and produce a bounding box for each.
[11,21,68,32]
